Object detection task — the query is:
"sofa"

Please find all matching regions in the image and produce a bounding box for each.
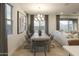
[51,31,79,46]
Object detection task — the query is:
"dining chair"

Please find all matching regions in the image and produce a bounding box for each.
[49,34,55,48]
[32,39,50,56]
[24,34,31,49]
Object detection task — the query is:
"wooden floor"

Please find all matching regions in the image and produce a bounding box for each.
[12,40,69,56]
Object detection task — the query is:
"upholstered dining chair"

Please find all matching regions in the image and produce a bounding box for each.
[49,34,55,48]
[32,39,50,56]
[24,34,31,49]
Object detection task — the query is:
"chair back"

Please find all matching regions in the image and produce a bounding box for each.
[25,34,31,43]
[50,35,54,40]
[32,39,50,47]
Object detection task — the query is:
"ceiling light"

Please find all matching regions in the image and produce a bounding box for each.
[35,7,45,21]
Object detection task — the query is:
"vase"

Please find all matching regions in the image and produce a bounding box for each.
[38,30,42,36]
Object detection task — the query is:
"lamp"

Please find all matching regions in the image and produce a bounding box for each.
[35,6,44,21]
[34,7,45,36]
[34,14,45,36]
[35,14,44,21]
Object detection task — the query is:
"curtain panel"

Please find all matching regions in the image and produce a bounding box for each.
[30,15,34,34]
[56,15,60,30]
[45,15,49,34]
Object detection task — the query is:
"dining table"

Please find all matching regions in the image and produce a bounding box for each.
[31,33,50,40]
[30,32,51,53]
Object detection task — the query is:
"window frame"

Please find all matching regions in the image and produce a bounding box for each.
[34,16,45,33]
[5,3,13,35]
[59,18,78,32]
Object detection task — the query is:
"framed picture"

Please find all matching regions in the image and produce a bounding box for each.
[17,11,26,34]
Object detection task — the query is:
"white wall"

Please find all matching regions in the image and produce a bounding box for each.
[78,16,79,31]
[48,15,56,33]
[8,4,26,55]
[28,14,31,25]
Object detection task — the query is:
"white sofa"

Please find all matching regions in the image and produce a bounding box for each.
[51,31,69,46]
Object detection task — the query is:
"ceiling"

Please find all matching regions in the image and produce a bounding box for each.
[14,3,79,15]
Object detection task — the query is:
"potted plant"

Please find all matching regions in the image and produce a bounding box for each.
[38,30,42,36]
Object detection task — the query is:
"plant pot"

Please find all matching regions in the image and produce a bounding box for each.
[38,30,42,36]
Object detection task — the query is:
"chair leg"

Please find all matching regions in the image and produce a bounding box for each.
[33,48,36,56]
[34,50,36,56]
[44,47,47,56]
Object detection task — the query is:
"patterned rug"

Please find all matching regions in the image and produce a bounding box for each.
[23,39,61,49]
[12,39,68,56]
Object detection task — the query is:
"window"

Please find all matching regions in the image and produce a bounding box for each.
[5,4,13,35]
[59,19,78,32]
[34,16,45,33]
[60,21,69,32]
